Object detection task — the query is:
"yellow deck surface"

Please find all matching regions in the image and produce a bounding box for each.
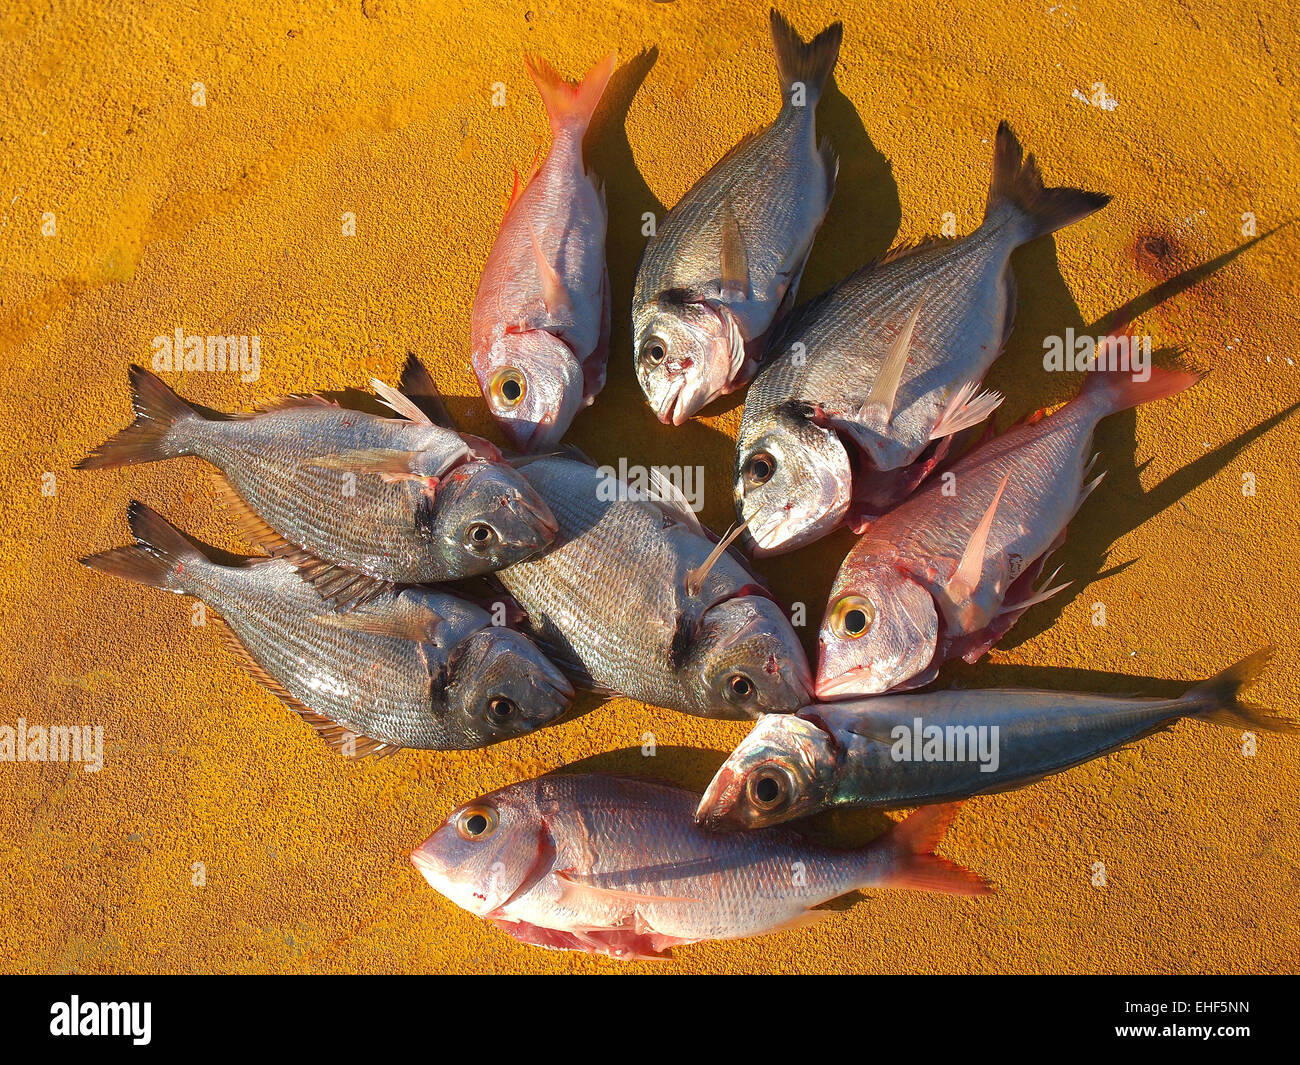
[1,0,1296,973]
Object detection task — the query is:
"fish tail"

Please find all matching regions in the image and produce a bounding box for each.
[79,501,209,596]
[769,8,842,105]
[870,802,993,896]
[1078,356,1203,417]
[76,365,204,469]
[984,120,1110,242]
[1182,646,1298,733]
[524,52,616,138]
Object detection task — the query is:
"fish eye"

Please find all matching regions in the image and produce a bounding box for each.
[486,697,517,724]
[491,368,526,409]
[465,522,498,551]
[455,804,499,841]
[747,765,792,811]
[725,673,755,702]
[745,451,776,487]
[641,336,668,366]
[832,595,877,638]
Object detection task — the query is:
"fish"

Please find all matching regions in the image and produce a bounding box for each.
[735,122,1111,555]
[495,455,811,719]
[697,647,1295,829]
[411,772,989,960]
[816,361,1202,696]
[77,358,558,608]
[471,52,616,452]
[632,8,841,425]
[80,502,574,753]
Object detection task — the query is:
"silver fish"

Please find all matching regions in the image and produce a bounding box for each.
[632,9,841,424]
[698,648,1294,829]
[496,455,810,719]
[736,122,1110,554]
[80,503,574,752]
[471,53,615,451]
[817,362,1201,696]
[412,773,989,960]
[77,361,558,607]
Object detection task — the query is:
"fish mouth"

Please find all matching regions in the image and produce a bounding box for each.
[653,377,688,426]
[694,767,744,831]
[508,492,559,546]
[815,666,888,699]
[410,846,441,885]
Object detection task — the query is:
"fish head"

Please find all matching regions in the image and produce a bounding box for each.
[421,460,559,576]
[445,628,575,742]
[695,712,836,831]
[735,402,853,555]
[634,292,744,424]
[816,566,938,696]
[473,331,584,452]
[689,595,812,719]
[412,785,543,917]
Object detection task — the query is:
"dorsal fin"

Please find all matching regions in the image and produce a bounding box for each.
[648,467,706,536]
[862,286,929,423]
[949,472,1010,600]
[254,393,339,414]
[684,519,751,598]
[399,353,456,428]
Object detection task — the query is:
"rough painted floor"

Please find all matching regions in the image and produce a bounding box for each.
[1,0,1296,973]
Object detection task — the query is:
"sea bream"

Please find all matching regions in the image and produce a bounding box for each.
[412,773,989,960]
[736,122,1111,555]
[495,455,810,719]
[817,362,1202,696]
[77,359,557,608]
[698,648,1294,829]
[472,52,616,451]
[632,9,841,424]
[81,503,573,753]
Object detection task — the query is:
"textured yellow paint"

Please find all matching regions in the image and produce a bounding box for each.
[1,0,1297,974]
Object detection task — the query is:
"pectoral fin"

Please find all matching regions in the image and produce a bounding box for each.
[719,199,750,301]
[861,286,929,424]
[312,599,442,642]
[555,870,699,907]
[526,218,573,319]
[948,472,1011,600]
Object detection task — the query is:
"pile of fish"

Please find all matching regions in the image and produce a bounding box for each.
[80,9,1293,962]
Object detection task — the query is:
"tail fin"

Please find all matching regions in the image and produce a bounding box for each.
[1182,646,1298,733]
[76,365,202,469]
[770,8,842,106]
[873,802,993,896]
[524,52,616,138]
[79,501,208,595]
[1078,355,1203,417]
[985,121,1110,242]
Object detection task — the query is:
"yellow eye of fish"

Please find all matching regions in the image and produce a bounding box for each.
[491,368,526,409]
[833,595,877,638]
[641,336,668,366]
[747,766,792,811]
[745,451,776,487]
[456,805,499,841]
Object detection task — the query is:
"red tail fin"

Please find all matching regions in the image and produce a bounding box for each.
[525,52,616,138]
[876,802,993,896]
[1079,350,1203,417]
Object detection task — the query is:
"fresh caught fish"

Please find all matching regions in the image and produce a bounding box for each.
[412,773,989,960]
[698,648,1294,829]
[496,455,810,719]
[471,52,616,451]
[632,9,841,424]
[736,122,1110,554]
[77,359,558,607]
[816,363,1201,696]
[81,502,573,753]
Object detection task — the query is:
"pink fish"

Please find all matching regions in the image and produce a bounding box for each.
[817,362,1202,696]
[412,773,989,960]
[471,52,616,452]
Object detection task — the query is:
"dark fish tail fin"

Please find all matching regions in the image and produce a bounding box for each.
[870,802,993,896]
[524,52,616,138]
[985,121,1110,242]
[79,501,208,596]
[76,365,203,469]
[770,8,842,106]
[1183,646,1298,733]
[1078,357,1203,418]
